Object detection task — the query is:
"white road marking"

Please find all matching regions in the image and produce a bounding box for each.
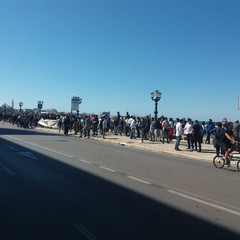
[0,162,16,176]
[6,136,73,158]
[99,166,116,172]
[17,151,37,160]
[79,159,92,164]
[6,134,240,218]
[73,224,100,240]
[168,189,240,217]
[5,145,18,151]
[128,176,151,184]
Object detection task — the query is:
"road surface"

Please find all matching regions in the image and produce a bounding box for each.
[0,124,239,239]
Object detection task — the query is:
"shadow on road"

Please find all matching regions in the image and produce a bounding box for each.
[0,127,239,240]
[0,125,61,136]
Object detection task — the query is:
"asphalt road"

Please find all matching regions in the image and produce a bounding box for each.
[0,124,240,240]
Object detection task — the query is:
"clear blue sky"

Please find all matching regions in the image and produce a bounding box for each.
[0,0,240,122]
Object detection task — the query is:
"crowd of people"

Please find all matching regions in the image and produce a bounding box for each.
[0,111,44,128]
[1,110,240,164]
[176,117,240,166]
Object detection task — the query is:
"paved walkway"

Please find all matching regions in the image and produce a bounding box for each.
[37,127,217,163]
[92,133,216,163]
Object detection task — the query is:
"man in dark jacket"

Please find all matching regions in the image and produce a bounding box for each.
[205,119,215,144]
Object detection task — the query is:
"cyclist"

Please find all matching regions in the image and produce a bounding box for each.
[219,121,238,165]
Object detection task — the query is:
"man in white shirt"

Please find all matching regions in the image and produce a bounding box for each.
[184,118,194,150]
[175,118,183,151]
[129,116,136,139]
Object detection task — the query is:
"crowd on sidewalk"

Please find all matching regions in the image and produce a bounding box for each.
[56,112,239,158]
[1,110,239,159]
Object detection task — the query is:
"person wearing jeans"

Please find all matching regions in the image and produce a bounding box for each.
[175,118,183,151]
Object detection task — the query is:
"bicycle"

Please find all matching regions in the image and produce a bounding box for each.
[213,141,240,171]
[213,154,240,171]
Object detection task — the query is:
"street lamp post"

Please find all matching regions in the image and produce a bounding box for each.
[150,90,162,121]
[19,102,23,112]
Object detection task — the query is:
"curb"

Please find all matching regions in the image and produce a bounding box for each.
[34,127,214,163]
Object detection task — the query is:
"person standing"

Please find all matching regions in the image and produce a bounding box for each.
[168,118,174,143]
[102,116,108,139]
[139,117,146,143]
[155,118,161,142]
[113,116,119,135]
[144,116,151,140]
[78,116,84,138]
[118,117,124,136]
[205,119,215,144]
[149,117,156,141]
[184,118,194,150]
[162,117,169,144]
[57,116,62,133]
[201,121,207,143]
[210,122,223,156]
[233,119,240,141]
[84,115,91,138]
[125,116,130,136]
[92,115,99,136]
[63,115,70,135]
[129,116,136,139]
[192,120,202,152]
[175,118,183,151]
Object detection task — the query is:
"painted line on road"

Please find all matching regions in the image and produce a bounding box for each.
[6,136,73,158]
[79,159,92,164]
[99,166,116,172]
[0,162,16,176]
[5,145,18,151]
[73,223,100,240]
[128,176,151,184]
[168,189,240,217]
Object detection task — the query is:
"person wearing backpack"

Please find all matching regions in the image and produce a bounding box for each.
[219,121,238,165]
[210,122,223,156]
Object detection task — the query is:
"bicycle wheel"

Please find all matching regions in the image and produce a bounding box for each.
[213,155,225,168]
[237,161,240,171]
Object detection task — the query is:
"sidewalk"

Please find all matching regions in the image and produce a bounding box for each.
[92,133,216,163]
[37,127,216,162]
